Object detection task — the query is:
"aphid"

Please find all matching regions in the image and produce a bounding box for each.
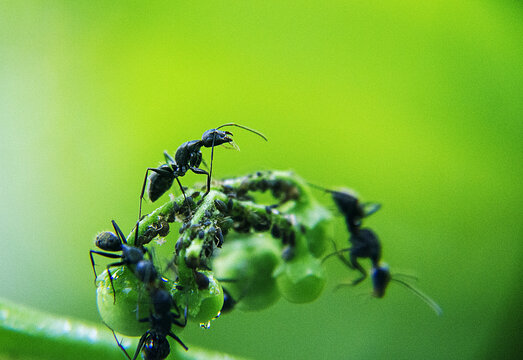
[90,220,157,303]
[194,271,210,290]
[139,123,267,219]
[214,199,228,213]
[217,279,247,315]
[214,227,224,247]
[309,183,380,234]
[220,286,238,314]
[324,229,442,315]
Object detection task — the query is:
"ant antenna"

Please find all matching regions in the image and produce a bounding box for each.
[208,123,268,193]
[391,277,443,316]
[215,123,268,141]
[307,182,336,194]
[111,220,128,245]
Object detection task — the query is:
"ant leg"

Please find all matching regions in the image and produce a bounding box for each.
[134,220,140,247]
[175,177,194,217]
[349,254,367,285]
[168,331,188,351]
[336,251,356,270]
[189,166,209,176]
[163,151,185,201]
[175,177,188,203]
[189,166,210,194]
[163,151,176,167]
[131,332,149,360]
[333,283,353,292]
[139,168,153,221]
[171,304,188,328]
[89,250,122,283]
[200,157,208,170]
[333,240,356,270]
[106,261,126,304]
[321,247,350,264]
[110,328,131,360]
[321,240,355,270]
[207,132,217,195]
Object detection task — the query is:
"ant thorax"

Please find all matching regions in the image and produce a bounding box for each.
[174,140,202,172]
[121,245,144,264]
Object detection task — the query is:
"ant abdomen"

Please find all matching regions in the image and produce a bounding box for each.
[95,231,121,251]
[148,164,176,202]
[143,334,170,360]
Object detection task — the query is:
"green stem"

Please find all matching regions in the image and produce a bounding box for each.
[0,298,249,360]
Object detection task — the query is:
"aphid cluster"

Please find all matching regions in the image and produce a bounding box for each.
[90,126,440,360]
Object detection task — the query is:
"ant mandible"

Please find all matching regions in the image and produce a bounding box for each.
[90,220,157,304]
[139,123,267,220]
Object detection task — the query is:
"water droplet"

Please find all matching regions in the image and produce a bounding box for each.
[199,321,211,329]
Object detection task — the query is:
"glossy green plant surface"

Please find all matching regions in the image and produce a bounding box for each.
[0,1,521,359]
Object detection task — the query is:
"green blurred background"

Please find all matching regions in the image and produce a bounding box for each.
[1,1,521,359]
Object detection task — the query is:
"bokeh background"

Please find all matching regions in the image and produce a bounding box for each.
[1,1,521,359]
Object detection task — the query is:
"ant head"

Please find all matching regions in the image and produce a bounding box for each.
[143,333,170,360]
[95,231,122,251]
[371,263,391,298]
[201,129,233,147]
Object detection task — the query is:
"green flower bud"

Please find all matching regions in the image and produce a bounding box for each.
[213,233,282,311]
[172,270,223,324]
[96,266,152,336]
[294,200,333,258]
[275,253,326,304]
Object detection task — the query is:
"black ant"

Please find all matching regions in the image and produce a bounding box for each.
[90,220,157,304]
[139,123,267,220]
[114,286,189,360]
[133,288,188,360]
[309,183,380,234]
[323,228,442,315]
